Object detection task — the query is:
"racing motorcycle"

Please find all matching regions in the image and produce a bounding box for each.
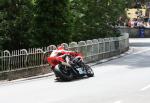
[47,47,94,81]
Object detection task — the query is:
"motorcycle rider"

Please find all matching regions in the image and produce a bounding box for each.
[50,45,82,79]
[55,45,82,66]
[47,44,94,80]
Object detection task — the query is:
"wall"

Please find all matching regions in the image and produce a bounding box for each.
[0,33,129,80]
[118,27,150,38]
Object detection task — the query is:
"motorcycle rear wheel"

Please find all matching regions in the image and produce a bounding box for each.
[54,64,73,81]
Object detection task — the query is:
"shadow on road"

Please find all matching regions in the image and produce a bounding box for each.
[130,42,150,47]
[54,76,92,83]
[100,39,150,69]
[108,54,150,69]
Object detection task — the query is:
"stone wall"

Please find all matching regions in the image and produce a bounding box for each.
[118,27,150,38]
[0,34,129,81]
[0,65,51,81]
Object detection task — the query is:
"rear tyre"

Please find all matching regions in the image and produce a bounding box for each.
[53,64,73,81]
[85,65,94,77]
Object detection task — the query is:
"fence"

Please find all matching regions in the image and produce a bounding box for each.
[0,33,129,74]
[118,26,150,38]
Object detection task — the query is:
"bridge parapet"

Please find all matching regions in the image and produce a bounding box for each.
[0,34,129,80]
[118,27,150,38]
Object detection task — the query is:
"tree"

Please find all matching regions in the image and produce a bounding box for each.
[70,0,88,41]
[0,0,131,50]
[0,0,33,50]
[32,0,71,47]
[70,0,131,41]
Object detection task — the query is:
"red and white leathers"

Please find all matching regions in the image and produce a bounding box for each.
[48,45,82,69]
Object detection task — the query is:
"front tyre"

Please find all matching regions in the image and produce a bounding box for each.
[53,64,73,81]
[85,65,94,77]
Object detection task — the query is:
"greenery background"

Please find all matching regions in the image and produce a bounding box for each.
[0,0,131,50]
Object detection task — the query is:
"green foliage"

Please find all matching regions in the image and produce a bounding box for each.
[32,0,71,47]
[0,0,130,50]
[0,0,33,50]
[71,0,130,41]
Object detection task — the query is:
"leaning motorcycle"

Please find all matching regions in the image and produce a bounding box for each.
[47,50,94,81]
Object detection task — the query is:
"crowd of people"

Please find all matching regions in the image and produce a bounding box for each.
[118,1,150,29]
[117,1,150,38]
[128,18,150,28]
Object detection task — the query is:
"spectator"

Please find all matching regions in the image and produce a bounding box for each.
[138,26,145,38]
[137,19,144,27]
[128,19,131,27]
[134,18,138,27]
[130,19,135,28]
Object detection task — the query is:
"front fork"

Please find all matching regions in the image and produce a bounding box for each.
[73,61,87,76]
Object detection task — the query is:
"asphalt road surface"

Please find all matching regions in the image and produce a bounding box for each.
[0,38,150,103]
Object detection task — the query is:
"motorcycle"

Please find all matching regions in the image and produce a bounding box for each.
[47,49,94,81]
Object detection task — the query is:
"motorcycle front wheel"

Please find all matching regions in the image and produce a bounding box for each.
[53,64,73,81]
[85,65,94,77]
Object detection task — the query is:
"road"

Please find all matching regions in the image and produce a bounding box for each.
[1,38,150,103]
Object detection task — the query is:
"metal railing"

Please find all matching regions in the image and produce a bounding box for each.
[0,33,129,73]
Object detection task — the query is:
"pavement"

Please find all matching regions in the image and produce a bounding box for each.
[0,38,150,103]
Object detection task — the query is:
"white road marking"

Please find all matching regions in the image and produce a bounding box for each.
[114,100,122,103]
[132,49,150,55]
[140,84,150,91]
